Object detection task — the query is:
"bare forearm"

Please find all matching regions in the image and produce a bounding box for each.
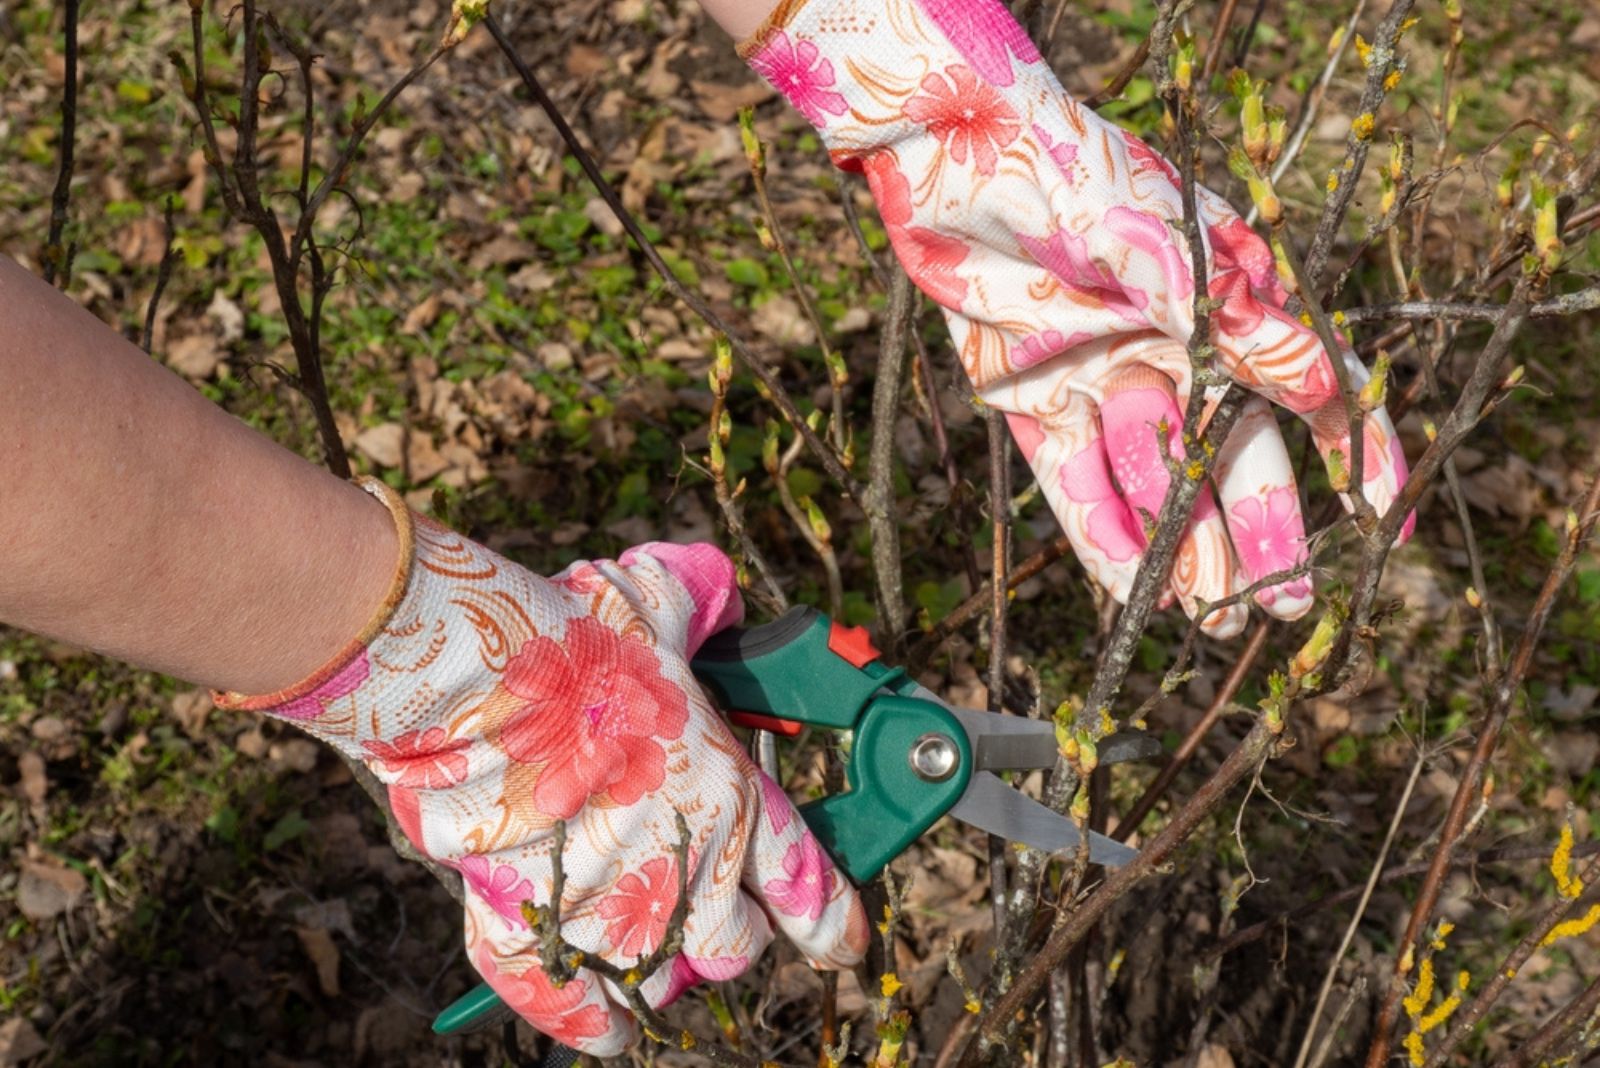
[0,255,395,694]
[699,0,780,39]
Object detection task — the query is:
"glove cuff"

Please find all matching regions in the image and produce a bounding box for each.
[212,476,413,713]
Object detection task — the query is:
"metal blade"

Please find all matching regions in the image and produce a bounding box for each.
[1099,729,1163,765]
[911,682,1161,772]
[943,704,1059,771]
[948,771,1139,867]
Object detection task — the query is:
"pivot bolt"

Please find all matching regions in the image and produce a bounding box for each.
[909,733,959,782]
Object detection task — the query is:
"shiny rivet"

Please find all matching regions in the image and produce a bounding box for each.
[909,733,959,782]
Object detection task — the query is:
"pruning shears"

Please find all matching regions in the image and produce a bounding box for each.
[432,607,1156,1037]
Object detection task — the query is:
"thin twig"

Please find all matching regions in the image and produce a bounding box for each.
[909,536,1072,669]
[1001,2,1243,993]
[960,713,1288,1066]
[985,404,1013,964]
[1292,743,1426,1068]
[528,816,779,1068]
[702,352,788,615]
[1490,972,1600,1068]
[1340,286,1600,324]
[742,109,849,455]
[1209,839,1600,960]
[1264,0,1370,190]
[1302,0,1418,292]
[140,199,180,355]
[772,426,844,618]
[484,13,863,502]
[1200,0,1242,84]
[1113,622,1269,841]
[1306,976,1368,1068]
[42,0,79,287]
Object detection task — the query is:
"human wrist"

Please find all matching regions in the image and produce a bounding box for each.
[211,476,410,714]
[700,0,784,41]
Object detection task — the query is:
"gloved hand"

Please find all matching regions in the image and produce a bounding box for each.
[742,0,1412,636]
[214,479,867,1055]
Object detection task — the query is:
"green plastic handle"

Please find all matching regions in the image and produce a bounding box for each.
[794,692,971,881]
[431,982,509,1035]
[432,607,964,1037]
[690,606,901,729]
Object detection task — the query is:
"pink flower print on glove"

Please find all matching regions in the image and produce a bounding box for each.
[743,0,1412,636]
[271,652,368,720]
[214,480,866,1057]
[765,833,837,922]
[747,30,847,127]
[495,616,688,819]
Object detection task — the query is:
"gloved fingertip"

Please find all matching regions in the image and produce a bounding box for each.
[622,541,745,653]
[1197,602,1249,639]
[1254,577,1314,622]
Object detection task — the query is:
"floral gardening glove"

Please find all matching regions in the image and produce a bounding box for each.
[742,0,1412,636]
[214,480,867,1055]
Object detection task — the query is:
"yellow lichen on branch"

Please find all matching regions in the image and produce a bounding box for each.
[1551,822,1584,898]
[1542,904,1600,947]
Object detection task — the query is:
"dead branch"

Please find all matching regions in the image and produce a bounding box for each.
[1342,286,1600,324]
[865,266,915,655]
[140,198,179,355]
[41,0,79,287]
[984,403,1014,965]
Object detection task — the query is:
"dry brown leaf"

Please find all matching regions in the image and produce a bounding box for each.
[1460,456,1539,524]
[509,263,557,293]
[295,925,342,998]
[582,197,625,238]
[207,290,245,343]
[114,215,170,269]
[17,752,46,807]
[183,149,209,216]
[469,234,539,270]
[294,898,358,942]
[537,341,575,371]
[166,334,223,380]
[17,859,87,921]
[171,689,213,739]
[690,78,774,122]
[1195,1046,1236,1068]
[270,738,321,775]
[353,423,405,468]
[29,716,66,744]
[406,433,451,483]
[391,172,426,203]
[236,726,268,760]
[751,295,816,347]
[437,442,489,487]
[566,43,610,78]
[834,307,873,333]
[0,1017,48,1066]
[402,294,441,335]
